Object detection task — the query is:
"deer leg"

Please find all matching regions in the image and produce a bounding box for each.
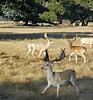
[75,55,78,63]
[39,50,43,57]
[69,53,73,62]
[43,51,46,56]
[81,54,86,63]
[69,55,71,62]
[90,43,92,48]
[42,83,51,94]
[57,84,60,98]
[26,48,31,56]
[70,79,79,95]
[31,48,35,57]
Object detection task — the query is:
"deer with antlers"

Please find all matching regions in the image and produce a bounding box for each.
[68,38,87,63]
[26,33,53,57]
[41,50,79,98]
[41,61,79,98]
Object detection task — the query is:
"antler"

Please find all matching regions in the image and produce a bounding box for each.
[61,48,65,52]
[43,49,50,62]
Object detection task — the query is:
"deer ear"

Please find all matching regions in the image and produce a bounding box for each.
[72,37,76,41]
[61,48,65,52]
[63,48,65,51]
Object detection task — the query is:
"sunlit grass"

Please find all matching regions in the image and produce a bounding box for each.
[0,38,93,100]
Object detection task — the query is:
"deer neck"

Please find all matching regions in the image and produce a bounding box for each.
[46,66,53,79]
[46,41,51,48]
[69,42,73,49]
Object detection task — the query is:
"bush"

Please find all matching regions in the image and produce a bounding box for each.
[40,11,57,23]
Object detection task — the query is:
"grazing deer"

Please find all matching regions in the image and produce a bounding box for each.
[68,38,87,63]
[80,37,93,48]
[53,48,65,62]
[41,61,79,98]
[26,33,53,57]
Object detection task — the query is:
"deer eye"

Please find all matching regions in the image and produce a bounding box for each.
[46,64,49,66]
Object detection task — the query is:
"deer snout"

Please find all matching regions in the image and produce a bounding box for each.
[41,67,44,69]
[41,66,47,70]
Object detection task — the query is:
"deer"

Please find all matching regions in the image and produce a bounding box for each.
[68,38,87,63]
[26,33,53,57]
[41,61,79,98]
[80,37,93,48]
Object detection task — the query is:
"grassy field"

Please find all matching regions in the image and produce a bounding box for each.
[0,26,93,33]
[0,31,93,100]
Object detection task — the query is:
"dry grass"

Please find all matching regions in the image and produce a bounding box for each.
[0,38,93,100]
[0,26,93,33]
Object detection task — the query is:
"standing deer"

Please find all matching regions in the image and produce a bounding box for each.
[26,33,53,57]
[68,38,87,63]
[80,37,93,48]
[41,61,79,98]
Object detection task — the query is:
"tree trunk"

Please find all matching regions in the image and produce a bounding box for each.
[24,20,28,25]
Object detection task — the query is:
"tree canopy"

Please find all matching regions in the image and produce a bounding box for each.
[0,0,93,25]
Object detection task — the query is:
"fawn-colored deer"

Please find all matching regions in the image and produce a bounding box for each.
[80,37,93,48]
[26,33,53,57]
[68,38,87,63]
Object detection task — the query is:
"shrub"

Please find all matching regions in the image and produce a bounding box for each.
[40,11,57,23]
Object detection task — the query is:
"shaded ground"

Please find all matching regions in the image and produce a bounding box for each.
[0,32,93,40]
[0,77,93,100]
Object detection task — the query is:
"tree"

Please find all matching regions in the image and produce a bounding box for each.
[62,0,93,25]
[0,0,48,25]
[40,0,65,24]
[0,0,93,25]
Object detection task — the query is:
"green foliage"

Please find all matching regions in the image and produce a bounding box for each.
[40,0,65,23]
[0,0,47,24]
[0,0,93,25]
[1,4,23,20]
[40,11,57,23]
